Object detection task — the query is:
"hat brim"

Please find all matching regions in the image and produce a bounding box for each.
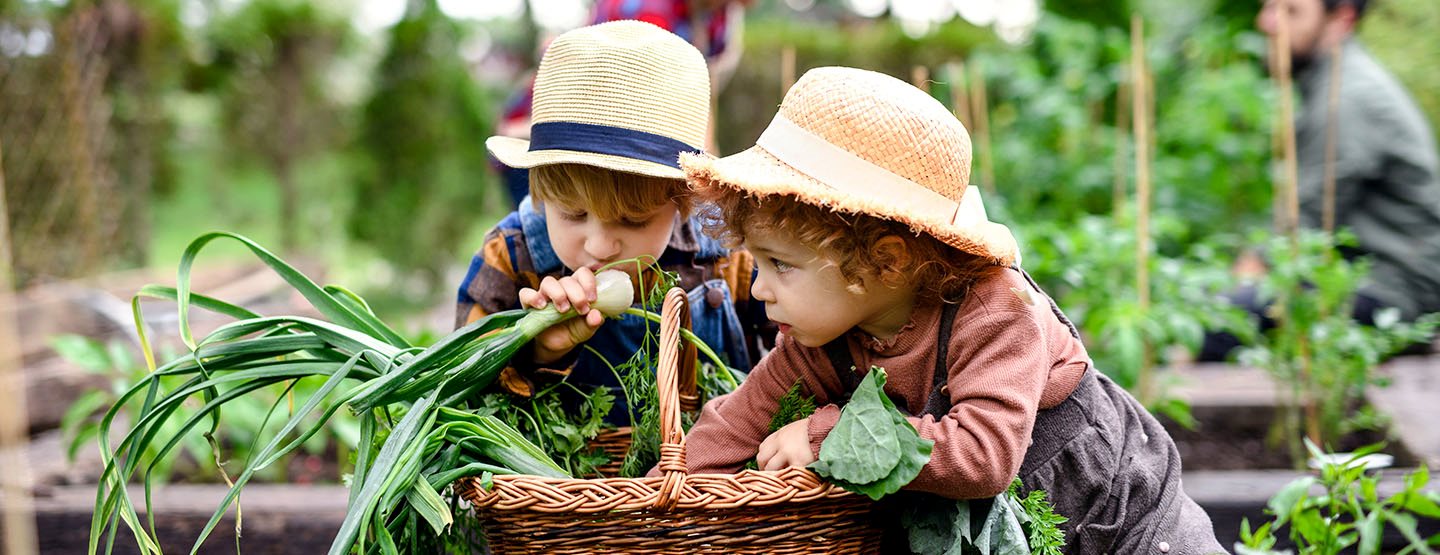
[682,148,1020,266]
[487,136,686,180]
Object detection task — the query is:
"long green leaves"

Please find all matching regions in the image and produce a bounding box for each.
[94,232,735,554]
[175,231,410,349]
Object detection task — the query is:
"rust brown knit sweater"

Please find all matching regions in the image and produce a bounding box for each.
[680,267,1089,499]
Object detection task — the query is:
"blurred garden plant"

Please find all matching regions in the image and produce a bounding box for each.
[1018,214,1253,426]
[1237,441,1440,555]
[54,334,359,485]
[977,15,1274,240]
[1238,231,1440,467]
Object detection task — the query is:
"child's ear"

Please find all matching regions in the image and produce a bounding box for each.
[872,235,913,286]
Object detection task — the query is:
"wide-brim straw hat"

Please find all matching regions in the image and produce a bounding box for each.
[487,20,710,180]
[683,67,1020,265]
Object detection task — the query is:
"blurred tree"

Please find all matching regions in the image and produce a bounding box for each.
[206,0,353,252]
[1050,0,1133,30]
[348,0,494,290]
[716,16,991,154]
[0,0,184,284]
[92,0,187,267]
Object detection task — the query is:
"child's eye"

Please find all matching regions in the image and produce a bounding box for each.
[561,210,588,222]
[619,218,650,228]
[771,258,794,273]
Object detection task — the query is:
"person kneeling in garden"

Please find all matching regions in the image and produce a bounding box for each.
[455,21,771,424]
[674,66,1227,554]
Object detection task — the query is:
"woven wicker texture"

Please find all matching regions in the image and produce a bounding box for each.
[462,288,880,553]
[486,20,710,179]
[681,66,1021,265]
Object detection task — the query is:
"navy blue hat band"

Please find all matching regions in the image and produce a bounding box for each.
[527,121,700,169]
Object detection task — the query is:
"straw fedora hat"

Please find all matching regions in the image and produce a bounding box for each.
[682,66,1020,265]
[486,20,710,180]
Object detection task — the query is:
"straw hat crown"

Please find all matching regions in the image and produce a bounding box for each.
[779,67,973,201]
[682,67,1020,265]
[487,20,711,179]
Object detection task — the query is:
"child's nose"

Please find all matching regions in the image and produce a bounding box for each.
[750,273,775,304]
[584,231,622,261]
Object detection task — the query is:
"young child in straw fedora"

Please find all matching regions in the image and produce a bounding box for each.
[677,67,1226,554]
[455,20,771,423]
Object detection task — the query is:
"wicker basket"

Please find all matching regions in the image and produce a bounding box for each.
[459,288,882,554]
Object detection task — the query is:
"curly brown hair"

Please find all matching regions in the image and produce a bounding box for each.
[696,187,998,303]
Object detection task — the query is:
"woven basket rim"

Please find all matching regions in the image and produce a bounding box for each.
[460,289,867,518]
[460,466,861,514]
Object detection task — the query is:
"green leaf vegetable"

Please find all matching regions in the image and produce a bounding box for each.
[900,479,1067,555]
[809,367,933,500]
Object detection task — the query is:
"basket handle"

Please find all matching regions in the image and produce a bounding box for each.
[653,287,692,511]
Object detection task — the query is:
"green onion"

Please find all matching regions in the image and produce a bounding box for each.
[89,235,725,555]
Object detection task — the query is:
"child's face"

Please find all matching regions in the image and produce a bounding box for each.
[745,228,917,348]
[544,199,679,273]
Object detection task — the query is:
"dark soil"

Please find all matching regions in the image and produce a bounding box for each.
[1159,407,1416,470]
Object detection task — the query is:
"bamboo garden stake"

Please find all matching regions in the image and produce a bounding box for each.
[1322,42,1343,234]
[1273,3,1321,447]
[1114,80,1130,220]
[948,62,973,132]
[968,61,995,197]
[1275,14,1301,240]
[781,45,796,97]
[0,138,39,555]
[1130,14,1155,404]
[911,65,930,93]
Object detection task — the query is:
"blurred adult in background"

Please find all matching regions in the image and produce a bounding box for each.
[1198,0,1440,361]
[494,0,755,209]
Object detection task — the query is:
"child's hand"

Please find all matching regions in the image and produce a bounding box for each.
[518,267,606,365]
[756,418,816,471]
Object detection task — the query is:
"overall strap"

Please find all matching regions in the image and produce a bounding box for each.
[821,337,860,405]
[920,303,960,419]
[820,302,960,417]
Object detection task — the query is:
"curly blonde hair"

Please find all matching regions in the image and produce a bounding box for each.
[696,187,996,303]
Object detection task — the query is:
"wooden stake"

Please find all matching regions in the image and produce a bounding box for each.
[968,61,995,197]
[1322,41,1343,235]
[911,65,930,93]
[1131,14,1154,403]
[1113,80,1130,220]
[1268,35,1285,234]
[780,45,796,98]
[1275,12,1301,241]
[1273,4,1320,448]
[948,62,972,128]
[0,138,38,555]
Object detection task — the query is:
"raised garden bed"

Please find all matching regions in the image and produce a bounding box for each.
[1164,358,1440,549]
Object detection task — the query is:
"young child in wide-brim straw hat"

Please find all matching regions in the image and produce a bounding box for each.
[678,66,1227,554]
[455,20,773,425]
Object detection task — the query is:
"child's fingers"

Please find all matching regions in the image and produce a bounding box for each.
[560,276,591,314]
[761,450,792,471]
[573,267,598,303]
[537,276,569,311]
[756,437,777,470]
[518,287,546,310]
